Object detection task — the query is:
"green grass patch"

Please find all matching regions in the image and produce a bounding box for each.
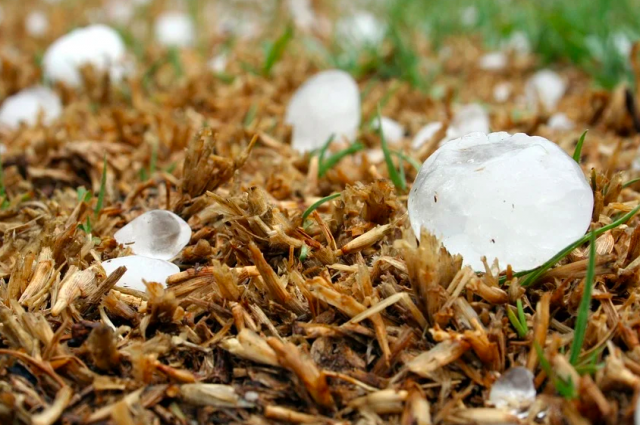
[302,193,340,222]
[569,230,596,365]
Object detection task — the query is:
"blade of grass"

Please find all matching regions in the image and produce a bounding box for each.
[391,150,421,172]
[507,306,527,338]
[534,342,576,399]
[95,156,107,218]
[519,203,640,287]
[622,177,640,188]
[316,134,336,165]
[572,130,588,163]
[570,230,596,365]
[517,299,527,329]
[299,244,309,262]
[302,193,340,222]
[262,25,294,76]
[243,103,258,128]
[319,142,365,177]
[377,105,406,191]
[168,47,184,78]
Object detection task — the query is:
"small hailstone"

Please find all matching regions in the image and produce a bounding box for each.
[460,6,478,27]
[489,367,536,410]
[114,210,192,261]
[504,31,531,56]
[479,52,507,71]
[208,52,228,73]
[412,122,443,149]
[0,86,62,129]
[154,12,196,48]
[408,132,594,271]
[285,70,360,153]
[493,82,512,103]
[547,113,574,131]
[288,0,316,31]
[374,117,405,144]
[335,11,385,48]
[446,104,490,142]
[244,391,260,402]
[525,69,566,112]
[25,11,48,37]
[102,255,179,292]
[105,0,135,25]
[43,24,127,87]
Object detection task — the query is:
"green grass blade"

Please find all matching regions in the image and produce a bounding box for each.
[319,142,365,177]
[95,156,107,218]
[622,177,640,188]
[507,306,527,338]
[378,106,406,191]
[517,299,527,330]
[572,130,588,163]
[391,150,421,172]
[262,25,294,76]
[243,103,258,128]
[299,244,309,262]
[520,203,640,287]
[168,46,184,78]
[302,193,340,221]
[317,134,336,165]
[570,230,596,365]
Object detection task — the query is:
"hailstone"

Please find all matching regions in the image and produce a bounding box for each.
[489,367,536,410]
[154,12,196,47]
[0,86,62,129]
[525,70,566,112]
[374,116,405,144]
[285,70,360,153]
[25,11,48,37]
[408,132,593,271]
[114,210,192,261]
[412,122,443,149]
[43,24,128,87]
[102,255,179,292]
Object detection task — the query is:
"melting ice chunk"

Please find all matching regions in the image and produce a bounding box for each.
[525,69,566,112]
[489,367,536,410]
[547,113,575,131]
[285,70,360,153]
[493,82,512,103]
[446,104,490,142]
[374,116,405,144]
[154,12,195,48]
[25,11,48,37]
[408,132,593,271]
[102,255,179,292]
[0,86,62,129]
[479,52,507,71]
[114,210,192,260]
[335,11,385,48]
[43,24,128,87]
[412,122,443,149]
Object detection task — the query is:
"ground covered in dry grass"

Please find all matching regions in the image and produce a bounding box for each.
[3,1,640,425]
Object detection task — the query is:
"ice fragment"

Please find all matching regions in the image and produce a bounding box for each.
[154,12,195,47]
[102,255,179,292]
[408,132,593,270]
[285,70,360,153]
[525,69,566,112]
[489,367,536,410]
[114,210,192,260]
[0,86,62,129]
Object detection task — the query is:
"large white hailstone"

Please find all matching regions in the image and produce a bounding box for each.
[493,82,512,103]
[43,24,127,87]
[25,11,49,37]
[479,52,507,71]
[288,0,315,31]
[374,116,405,144]
[408,132,594,271]
[446,104,490,141]
[489,367,536,410]
[115,210,192,261]
[547,112,575,131]
[0,86,62,129]
[335,11,385,48]
[285,70,361,153]
[102,255,179,292]
[412,122,443,149]
[525,69,566,112]
[154,12,195,48]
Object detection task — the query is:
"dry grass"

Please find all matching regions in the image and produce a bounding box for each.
[2,2,640,425]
